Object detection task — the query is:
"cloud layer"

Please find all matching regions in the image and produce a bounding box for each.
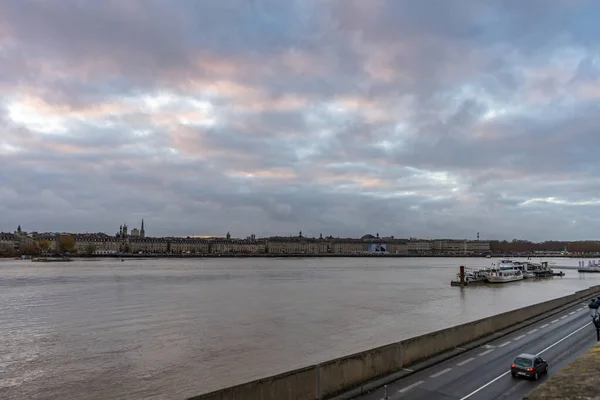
[2,0,600,240]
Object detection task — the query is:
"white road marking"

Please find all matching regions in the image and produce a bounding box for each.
[569,311,576,315]
[536,322,591,355]
[478,349,494,356]
[455,346,466,350]
[457,357,475,366]
[540,324,549,328]
[513,335,526,340]
[398,380,425,393]
[497,341,511,347]
[577,308,583,311]
[527,329,538,334]
[430,368,452,378]
[458,322,592,400]
[551,319,559,323]
[560,315,568,319]
[402,368,413,372]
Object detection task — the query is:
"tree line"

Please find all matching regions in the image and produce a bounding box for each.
[490,240,600,253]
[0,234,97,257]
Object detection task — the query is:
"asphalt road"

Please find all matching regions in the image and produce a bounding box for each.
[355,300,597,400]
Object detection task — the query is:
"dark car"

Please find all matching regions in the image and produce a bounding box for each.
[511,353,548,380]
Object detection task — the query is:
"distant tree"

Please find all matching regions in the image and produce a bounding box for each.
[19,242,40,256]
[85,244,97,255]
[0,244,15,257]
[58,234,76,254]
[37,239,51,253]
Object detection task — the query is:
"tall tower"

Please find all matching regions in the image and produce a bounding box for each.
[477,232,480,241]
[123,223,128,237]
[140,219,145,238]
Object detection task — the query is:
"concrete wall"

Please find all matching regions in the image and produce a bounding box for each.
[317,343,402,396]
[400,292,579,366]
[188,366,317,400]
[189,285,600,400]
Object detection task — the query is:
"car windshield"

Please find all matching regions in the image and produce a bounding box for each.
[514,357,533,367]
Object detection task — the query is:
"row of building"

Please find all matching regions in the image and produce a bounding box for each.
[0,226,491,256]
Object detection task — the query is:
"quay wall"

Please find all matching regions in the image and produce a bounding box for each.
[188,285,600,400]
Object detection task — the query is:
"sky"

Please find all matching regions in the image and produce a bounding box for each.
[2,0,600,241]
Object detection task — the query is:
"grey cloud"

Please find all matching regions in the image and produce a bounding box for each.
[3,0,600,240]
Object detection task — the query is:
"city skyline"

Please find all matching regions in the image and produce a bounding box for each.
[0,222,594,244]
[2,220,482,241]
[2,2,600,241]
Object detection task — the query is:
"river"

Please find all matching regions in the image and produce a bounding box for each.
[0,257,598,399]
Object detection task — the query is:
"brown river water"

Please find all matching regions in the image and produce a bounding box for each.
[0,257,597,399]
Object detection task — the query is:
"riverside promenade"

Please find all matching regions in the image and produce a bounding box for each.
[524,341,600,400]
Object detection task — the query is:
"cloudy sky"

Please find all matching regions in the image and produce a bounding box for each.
[1,0,600,240]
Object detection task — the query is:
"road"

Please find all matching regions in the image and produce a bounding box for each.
[354,300,597,400]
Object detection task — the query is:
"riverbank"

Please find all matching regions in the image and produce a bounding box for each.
[36,253,577,259]
[91,253,492,258]
[4,253,594,260]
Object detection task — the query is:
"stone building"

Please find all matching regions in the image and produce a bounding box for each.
[330,238,363,254]
[168,238,209,254]
[407,240,434,254]
[0,232,17,253]
[129,237,169,254]
[71,233,120,254]
[266,233,329,254]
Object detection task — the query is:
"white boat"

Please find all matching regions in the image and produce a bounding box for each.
[493,260,553,279]
[516,261,544,278]
[486,260,524,283]
[487,269,523,283]
[577,260,600,273]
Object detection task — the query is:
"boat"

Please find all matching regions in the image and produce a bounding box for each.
[578,267,600,273]
[518,261,542,279]
[487,268,523,283]
[450,267,491,286]
[32,257,73,262]
[486,260,524,283]
[522,271,536,279]
[500,260,557,279]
